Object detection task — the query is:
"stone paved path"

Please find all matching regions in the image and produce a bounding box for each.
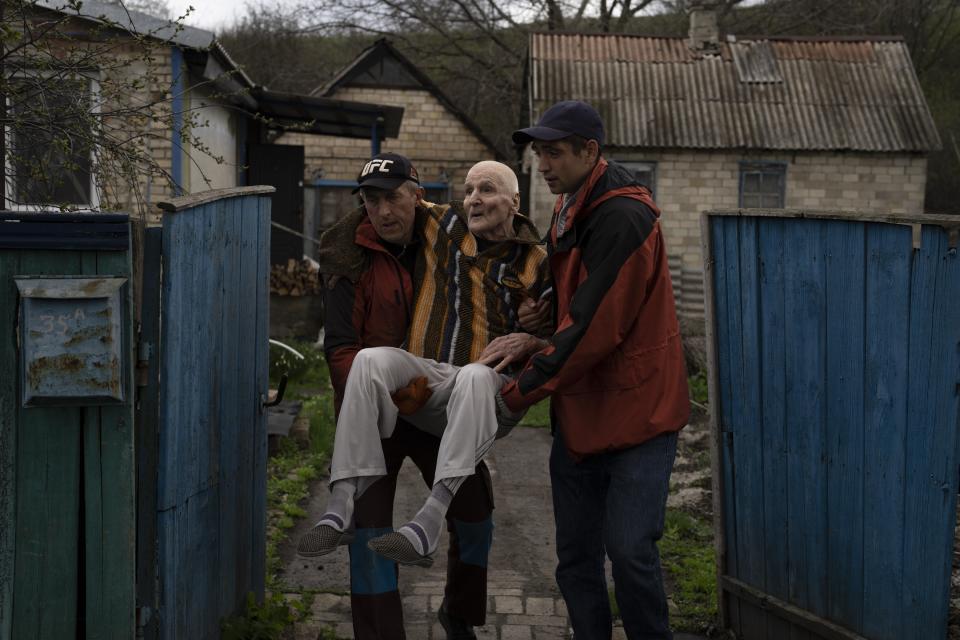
[279,426,708,640]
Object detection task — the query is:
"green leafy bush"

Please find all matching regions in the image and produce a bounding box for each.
[221,592,308,640]
[269,340,329,390]
[660,509,718,632]
[688,370,709,407]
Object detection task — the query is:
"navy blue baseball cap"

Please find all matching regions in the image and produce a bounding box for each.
[512,100,605,146]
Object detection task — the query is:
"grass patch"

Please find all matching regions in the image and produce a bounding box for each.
[224,343,340,638]
[221,592,310,640]
[262,344,337,587]
[660,508,718,632]
[270,339,331,397]
[519,398,551,428]
[689,370,709,407]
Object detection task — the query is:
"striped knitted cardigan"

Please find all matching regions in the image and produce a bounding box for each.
[407,202,551,367]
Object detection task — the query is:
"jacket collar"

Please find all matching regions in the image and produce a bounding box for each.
[550,159,660,247]
[446,200,544,257]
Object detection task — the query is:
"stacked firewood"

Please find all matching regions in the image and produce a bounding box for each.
[270,258,321,296]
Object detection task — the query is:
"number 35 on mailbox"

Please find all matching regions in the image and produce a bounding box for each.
[15,276,127,407]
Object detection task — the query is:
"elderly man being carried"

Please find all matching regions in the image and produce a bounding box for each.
[307,160,551,567]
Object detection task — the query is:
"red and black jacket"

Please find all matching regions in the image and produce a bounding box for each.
[500,158,690,459]
[319,207,414,413]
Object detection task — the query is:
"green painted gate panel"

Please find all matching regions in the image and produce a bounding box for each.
[0,214,135,640]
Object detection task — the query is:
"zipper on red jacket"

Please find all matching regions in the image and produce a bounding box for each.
[387,250,412,326]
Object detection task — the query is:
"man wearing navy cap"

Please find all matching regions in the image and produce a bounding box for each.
[480,101,690,639]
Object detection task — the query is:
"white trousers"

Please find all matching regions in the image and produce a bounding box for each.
[330,347,511,493]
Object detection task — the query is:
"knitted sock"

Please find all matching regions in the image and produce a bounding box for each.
[315,478,358,533]
[396,480,456,556]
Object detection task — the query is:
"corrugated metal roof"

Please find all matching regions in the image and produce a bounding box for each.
[529,33,941,152]
[36,0,216,51]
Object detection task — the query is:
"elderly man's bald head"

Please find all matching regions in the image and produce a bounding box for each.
[464,160,521,242]
[468,160,519,197]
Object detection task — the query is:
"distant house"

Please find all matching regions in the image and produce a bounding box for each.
[275,38,499,247]
[10,1,402,244]
[521,8,941,316]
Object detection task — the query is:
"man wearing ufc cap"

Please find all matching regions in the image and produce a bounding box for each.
[479,100,690,639]
[304,152,494,639]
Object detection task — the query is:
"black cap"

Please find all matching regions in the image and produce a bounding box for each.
[512,100,605,146]
[352,152,420,193]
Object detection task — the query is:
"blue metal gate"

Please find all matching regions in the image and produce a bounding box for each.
[137,186,273,640]
[704,209,960,640]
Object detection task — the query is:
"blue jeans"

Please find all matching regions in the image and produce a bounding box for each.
[550,431,678,640]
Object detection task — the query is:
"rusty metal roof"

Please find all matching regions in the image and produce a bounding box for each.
[529,33,941,152]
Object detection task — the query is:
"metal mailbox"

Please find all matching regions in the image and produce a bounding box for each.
[15,276,127,406]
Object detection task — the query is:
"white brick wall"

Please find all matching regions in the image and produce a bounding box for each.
[524,148,928,271]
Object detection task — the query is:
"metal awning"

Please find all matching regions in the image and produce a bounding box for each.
[248,89,404,139]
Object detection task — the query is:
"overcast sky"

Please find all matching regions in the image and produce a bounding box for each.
[166,0,298,32]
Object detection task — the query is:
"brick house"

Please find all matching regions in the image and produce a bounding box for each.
[11,1,401,232]
[521,11,941,316]
[275,39,499,246]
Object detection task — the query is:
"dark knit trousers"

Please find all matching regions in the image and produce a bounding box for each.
[349,419,494,640]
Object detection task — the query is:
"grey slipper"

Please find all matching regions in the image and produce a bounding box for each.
[367,532,434,568]
[296,523,355,557]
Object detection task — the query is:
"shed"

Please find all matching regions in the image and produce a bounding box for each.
[276,38,500,249]
[521,14,942,316]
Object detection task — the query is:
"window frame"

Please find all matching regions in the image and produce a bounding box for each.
[614,160,658,199]
[4,70,101,211]
[738,160,787,209]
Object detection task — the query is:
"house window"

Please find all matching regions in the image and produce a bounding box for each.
[6,76,98,209]
[618,161,657,197]
[739,162,786,208]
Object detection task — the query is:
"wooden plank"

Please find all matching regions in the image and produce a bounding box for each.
[861,223,910,640]
[136,226,163,640]
[157,487,220,640]
[722,576,870,640]
[158,209,188,511]
[156,505,180,640]
[929,239,960,634]
[823,219,866,632]
[711,216,741,632]
[178,487,222,640]
[180,206,208,505]
[700,212,728,628]
[185,485,220,639]
[703,207,960,229]
[235,197,258,605]
[156,185,275,213]
[901,227,958,638]
[83,407,105,637]
[218,196,243,617]
[251,195,271,597]
[0,251,18,640]
[157,206,197,638]
[756,217,792,640]
[729,217,767,639]
[88,248,135,639]
[782,219,828,618]
[200,199,225,630]
[162,202,223,636]
[12,250,82,640]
